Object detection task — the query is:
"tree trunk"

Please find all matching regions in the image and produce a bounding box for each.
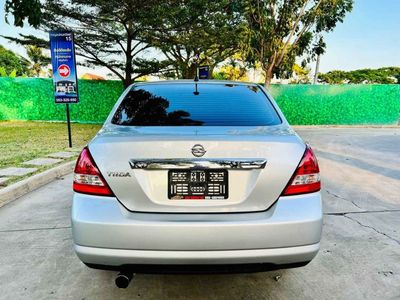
[124,50,133,88]
[182,64,196,79]
[123,77,132,89]
[124,22,133,88]
[264,64,274,87]
[313,54,321,84]
[209,65,215,79]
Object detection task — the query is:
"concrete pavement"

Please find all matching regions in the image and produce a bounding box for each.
[0,128,399,299]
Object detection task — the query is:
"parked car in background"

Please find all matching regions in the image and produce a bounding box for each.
[71,80,322,288]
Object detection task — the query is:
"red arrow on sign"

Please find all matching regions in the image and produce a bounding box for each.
[58,64,70,78]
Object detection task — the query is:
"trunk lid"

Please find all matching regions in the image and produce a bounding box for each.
[89,125,305,213]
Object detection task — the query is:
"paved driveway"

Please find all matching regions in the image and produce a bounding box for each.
[0,128,399,299]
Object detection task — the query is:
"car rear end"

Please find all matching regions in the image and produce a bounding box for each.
[71,81,322,273]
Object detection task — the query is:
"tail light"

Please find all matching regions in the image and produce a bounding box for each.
[282,145,321,196]
[73,147,114,196]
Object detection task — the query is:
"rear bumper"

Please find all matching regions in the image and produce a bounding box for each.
[72,192,322,267]
[75,243,319,267]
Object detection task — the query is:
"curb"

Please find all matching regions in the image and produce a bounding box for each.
[0,161,75,208]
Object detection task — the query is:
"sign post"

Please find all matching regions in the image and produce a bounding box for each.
[49,31,79,148]
[65,103,72,147]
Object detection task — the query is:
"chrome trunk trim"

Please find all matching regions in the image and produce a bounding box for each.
[129,158,267,170]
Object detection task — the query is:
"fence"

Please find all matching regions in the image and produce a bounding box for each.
[0,78,399,125]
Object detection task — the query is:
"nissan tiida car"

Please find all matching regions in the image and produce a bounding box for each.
[72,80,322,288]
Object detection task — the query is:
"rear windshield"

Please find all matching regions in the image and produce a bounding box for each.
[111,83,281,126]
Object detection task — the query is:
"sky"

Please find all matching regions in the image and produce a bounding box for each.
[321,0,400,72]
[0,0,399,77]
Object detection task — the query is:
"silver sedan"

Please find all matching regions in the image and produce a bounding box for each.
[71,80,322,288]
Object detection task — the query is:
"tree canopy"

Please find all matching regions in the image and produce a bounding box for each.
[241,0,353,86]
[4,0,173,87]
[319,67,400,84]
[5,0,41,28]
[26,45,50,77]
[3,0,355,85]
[146,1,244,79]
[213,53,250,81]
[0,45,29,76]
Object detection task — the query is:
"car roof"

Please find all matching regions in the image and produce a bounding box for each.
[131,80,260,88]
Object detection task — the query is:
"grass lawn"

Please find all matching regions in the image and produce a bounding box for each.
[0,120,101,172]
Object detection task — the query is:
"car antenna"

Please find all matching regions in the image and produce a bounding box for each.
[193,81,199,95]
[193,53,200,95]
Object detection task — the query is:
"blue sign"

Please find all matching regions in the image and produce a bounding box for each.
[49,31,79,103]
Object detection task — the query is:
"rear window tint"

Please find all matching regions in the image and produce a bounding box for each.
[111,83,281,126]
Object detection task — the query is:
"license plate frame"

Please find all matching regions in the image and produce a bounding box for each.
[168,169,228,200]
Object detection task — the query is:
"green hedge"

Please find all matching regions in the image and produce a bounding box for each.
[0,78,123,123]
[0,78,399,125]
[268,84,400,125]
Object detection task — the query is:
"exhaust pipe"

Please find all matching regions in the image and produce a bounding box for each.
[115,270,134,288]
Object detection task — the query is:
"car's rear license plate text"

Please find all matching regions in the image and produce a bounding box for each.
[168,170,228,200]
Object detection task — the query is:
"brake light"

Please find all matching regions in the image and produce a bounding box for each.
[282,145,321,196]
[73,147,114,196]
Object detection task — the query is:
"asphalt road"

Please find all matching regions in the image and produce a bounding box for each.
[0,128,399,299]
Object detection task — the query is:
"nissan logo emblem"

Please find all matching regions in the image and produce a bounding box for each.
[191,144,206,157]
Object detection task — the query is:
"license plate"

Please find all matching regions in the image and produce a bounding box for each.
[168,169,228,200]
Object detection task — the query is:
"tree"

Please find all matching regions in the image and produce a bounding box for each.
[312,35,326,84]
[319,67,400,84]
[146,0,245,79]
[4,0,171,87]
[4,0,42,28]
[214,64,249,81]
[0,45,29,76]
[25,45,50,77]
[0,66,17,77]
[213,53,250,81]
[291,63,311,84]
[242,0,353,86]
[395,74,400,85]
